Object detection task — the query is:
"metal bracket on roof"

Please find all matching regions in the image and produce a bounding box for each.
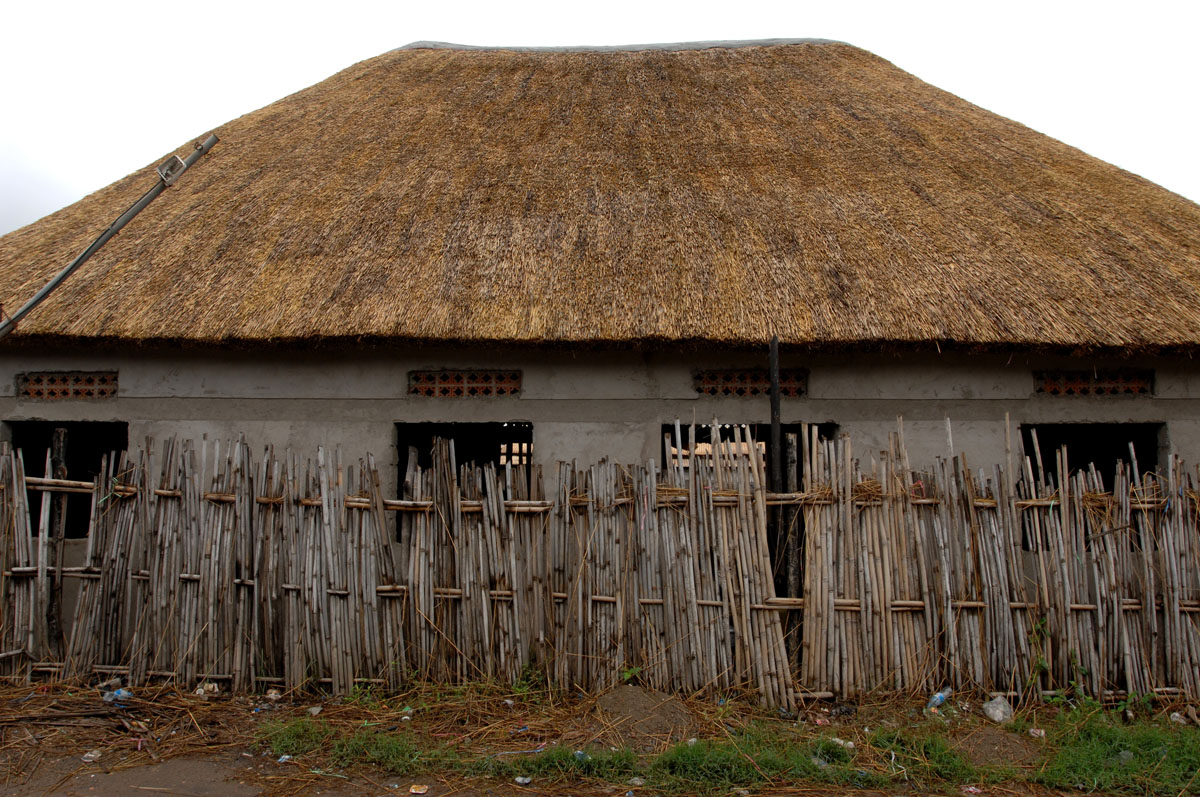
[156,155,187,186]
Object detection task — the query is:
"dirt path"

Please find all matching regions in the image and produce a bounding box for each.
[0,683,1102,796]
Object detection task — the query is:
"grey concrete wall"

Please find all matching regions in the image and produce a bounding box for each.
[1,347,1197,500]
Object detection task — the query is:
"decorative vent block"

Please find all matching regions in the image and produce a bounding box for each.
[1034,370,1153,397]
[408,370,522,398]
[694,369,807,398]
[17,371,118,400]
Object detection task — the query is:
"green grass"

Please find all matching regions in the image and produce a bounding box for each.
[330,729,424,773]
[464,746,638,782]
[255,717,335,757]
[252,698,1200,796]
[871,726,977,783]
[1035,705,1200,795]
[648,727,887,794]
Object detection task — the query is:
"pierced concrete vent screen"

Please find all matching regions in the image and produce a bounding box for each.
[1034,369,1153,396]
[693,369,807,397]
[408,370,522,397]
[17,371,118,400]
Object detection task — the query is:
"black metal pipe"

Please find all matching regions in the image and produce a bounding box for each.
[769,335,783,493]
[0,133,219,340]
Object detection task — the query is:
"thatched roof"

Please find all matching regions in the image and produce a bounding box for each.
[2,39,1199,350]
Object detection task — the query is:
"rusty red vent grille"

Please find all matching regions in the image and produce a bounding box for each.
[694,369,807,398]
[17,371,118,400]
[1035,370,1153,397]
[408,370,522,398]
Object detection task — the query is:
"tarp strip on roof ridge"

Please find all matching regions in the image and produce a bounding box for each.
[396,38,844,53]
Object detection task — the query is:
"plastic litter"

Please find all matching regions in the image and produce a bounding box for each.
[81,749,102,763]
[830,737,855,750]
[982,695,1014,724]
[926,688,952,710]
[573,750,590,762]
[265,688,282,702]
[193,682,219,700]
[811,755,829,769]
[1028,728,1046,738]
[1169,711,1188,725]
[307,705,323,717]
[628,776,645,786]
[409,786,429,795]
[962,786,983,794]
[514,775,532,785]
[503,698,515,708]
[686,737,698,746]
[814,716,831,726]
[121,717,149,734]
[277,754,292,764]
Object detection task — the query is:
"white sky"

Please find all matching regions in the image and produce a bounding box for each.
[1,0,1197,236]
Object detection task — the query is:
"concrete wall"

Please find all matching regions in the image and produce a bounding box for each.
[1,346,1197,498]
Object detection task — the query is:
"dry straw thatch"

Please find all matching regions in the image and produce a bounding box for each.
[2,40,1199,349]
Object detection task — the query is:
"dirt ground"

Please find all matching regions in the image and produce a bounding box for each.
[0,683,1070,796]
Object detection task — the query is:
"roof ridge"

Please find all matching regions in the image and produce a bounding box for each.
[395,38,844,53]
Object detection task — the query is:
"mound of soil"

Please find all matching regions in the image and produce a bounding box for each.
[595,684,694,751]
[951,724,1041,769]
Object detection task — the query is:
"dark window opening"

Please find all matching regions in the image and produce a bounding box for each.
[1018,423,1162,490]
[6,421,128,538]
[396,421,533,488]
[661,422,837,489]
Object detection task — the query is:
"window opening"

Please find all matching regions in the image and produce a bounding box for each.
[662,422,836,488]
[6,421,128,538]
[1018,423,1161,489]
[396,421,533,480]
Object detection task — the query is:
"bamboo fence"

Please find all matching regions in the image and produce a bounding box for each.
[0,421,1198,707]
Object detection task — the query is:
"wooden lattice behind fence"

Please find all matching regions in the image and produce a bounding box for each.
[1,422,1198,707]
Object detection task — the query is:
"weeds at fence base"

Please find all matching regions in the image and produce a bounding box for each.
[243,686,1200,795]
[3,679,1199,795]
